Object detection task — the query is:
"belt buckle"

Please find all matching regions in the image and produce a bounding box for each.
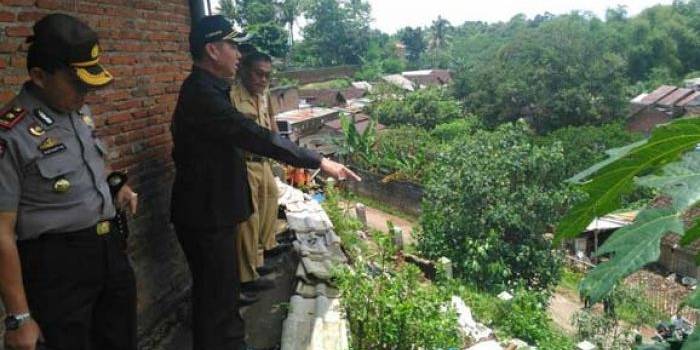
[96,221,110,236]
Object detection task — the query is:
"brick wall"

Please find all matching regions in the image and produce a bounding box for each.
[0,0,192,340]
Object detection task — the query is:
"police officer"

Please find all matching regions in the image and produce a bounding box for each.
[231,48,280,293]
[171,15,359,350]
[0,14,138,350]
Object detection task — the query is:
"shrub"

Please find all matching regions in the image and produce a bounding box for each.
[336,261,464,350]
[419,121,580,292]
[371,87,462,129]
[538,122,644,177]
[430,116,484,143]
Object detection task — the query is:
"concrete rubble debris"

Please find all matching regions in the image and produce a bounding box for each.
[576,340,596,350]
[277,180,350,350]
[391,226,403,249]
[466,340,503,350]
[497,291,514,301]
[451,295,493,342]
[437,257,453,279]
[506,338,534,349]
[355,203,368,229]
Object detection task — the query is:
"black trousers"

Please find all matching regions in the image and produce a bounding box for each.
[17,226,137,350]
[175,226,244,350]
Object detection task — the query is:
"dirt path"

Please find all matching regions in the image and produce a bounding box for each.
[549,291,581,334]
[340,200,418,245]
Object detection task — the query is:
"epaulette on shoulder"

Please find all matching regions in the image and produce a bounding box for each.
[0,103,27,131]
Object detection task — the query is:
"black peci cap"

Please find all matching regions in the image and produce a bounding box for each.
[189,15,250,53]
[27,14,113,87]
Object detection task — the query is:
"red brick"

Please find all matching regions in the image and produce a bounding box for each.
[17,11,46,22]
[1,0,35,6]
[0,59,5,69]
[35,0,62,10]
[4,75,25,84]
[6,26,32,37]
[0,11,16,22]
[106,112,132,125]
[0,90,15,104]
[10,56,25,68]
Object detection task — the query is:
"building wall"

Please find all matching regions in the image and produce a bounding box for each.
[278,65,359,85]
[0,0,192,340]
[626,108,671,135]
[270,85,299,115]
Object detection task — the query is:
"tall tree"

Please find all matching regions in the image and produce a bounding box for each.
[428,16,451,67]
[278,0,301,47]
[217,0,290,58]
[301,0,371,66]
[397,26,427,68]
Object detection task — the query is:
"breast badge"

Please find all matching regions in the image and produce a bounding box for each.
[28,123,45,137]
[82,115,95,129]
[38,137,66,155]
[34,109,54,127]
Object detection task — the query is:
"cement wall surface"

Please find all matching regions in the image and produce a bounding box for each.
[344,168,424,217]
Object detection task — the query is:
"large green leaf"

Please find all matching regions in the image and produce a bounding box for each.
[580,208,683,303]
[636,152,700,211]
[556,118,700,241]
[569,140,647,183]
[682,327,700,350]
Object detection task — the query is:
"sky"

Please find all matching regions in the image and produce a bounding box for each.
[212,0,676,34]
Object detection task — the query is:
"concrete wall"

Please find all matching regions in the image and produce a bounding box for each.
[344,168,424,217]
[0,0,192,341]
[270,85,299,115]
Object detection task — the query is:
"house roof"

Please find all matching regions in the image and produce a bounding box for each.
[382,74,415,91]
[584,211,638,232]
[678,92,700,107]
[658,88,694,107]
[275,107,338,124]
[640,85,678,105]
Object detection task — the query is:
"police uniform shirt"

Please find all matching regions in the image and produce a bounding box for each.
[230,80,274,151]
[0,83,115,240]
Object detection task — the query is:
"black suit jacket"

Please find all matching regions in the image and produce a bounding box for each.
[170,66,321,230]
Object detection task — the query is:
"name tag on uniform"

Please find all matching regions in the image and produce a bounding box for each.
[38,137,66,155]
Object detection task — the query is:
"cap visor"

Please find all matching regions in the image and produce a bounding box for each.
[74,64,113,87]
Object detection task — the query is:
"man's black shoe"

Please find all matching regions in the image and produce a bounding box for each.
[264,243,292,259]
[239,291,259,307]
[256,264,276,276]
[241,278,275,292]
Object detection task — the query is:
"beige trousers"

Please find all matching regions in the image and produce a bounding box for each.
[236,161,279,283]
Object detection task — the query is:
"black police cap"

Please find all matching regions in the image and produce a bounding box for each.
[189,15,250,51]
[27,14,112,87]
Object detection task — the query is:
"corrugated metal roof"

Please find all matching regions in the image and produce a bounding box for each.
[658,88,694,107]
[640,85,677,105]
[678,92,700,107]
[584,211,638,232]
[275,107,338,124]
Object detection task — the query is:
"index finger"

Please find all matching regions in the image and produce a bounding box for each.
[344,167,361,182]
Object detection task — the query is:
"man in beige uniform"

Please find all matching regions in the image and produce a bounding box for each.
[231,49,280,290]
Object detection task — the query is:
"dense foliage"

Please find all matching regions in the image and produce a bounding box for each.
[371,87,462,129]
[538,122,644,177]
[419,122,579,292]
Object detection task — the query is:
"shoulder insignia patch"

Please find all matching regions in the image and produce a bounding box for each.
[34,108,54,127]
[0,106,27,130]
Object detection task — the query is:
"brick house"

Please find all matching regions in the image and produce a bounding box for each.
[627,85,700,134]
[0,0,209,342]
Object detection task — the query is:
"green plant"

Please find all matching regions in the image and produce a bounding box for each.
[572,309,635,350]
[419,121,579,292]
[370,87,462,130]
[494,290,573,349]
[554,118,700,350]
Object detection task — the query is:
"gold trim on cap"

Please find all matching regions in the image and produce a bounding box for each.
[74,66,113,87]
[71,57,100,68]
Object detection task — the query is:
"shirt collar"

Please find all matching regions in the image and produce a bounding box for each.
[192,65,231,92]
